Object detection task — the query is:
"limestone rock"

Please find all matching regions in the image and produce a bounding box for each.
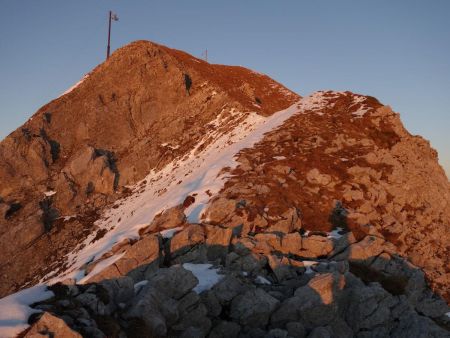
[203,197,236,224]
[25,312,82,338]
[301,235,334,258]
[170,224,205,256]
[148,266,198,300]
[150,205,186,230]
[230,288,280,328]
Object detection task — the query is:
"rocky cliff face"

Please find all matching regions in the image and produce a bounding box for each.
[0,40,449,338]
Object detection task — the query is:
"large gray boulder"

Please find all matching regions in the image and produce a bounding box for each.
[209,320,241,338]
[124,284,178,337]
[148,265,199,299]
[211,275,252,305]
[230,288,280,328]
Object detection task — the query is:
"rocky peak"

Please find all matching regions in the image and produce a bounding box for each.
[0,40,298,299]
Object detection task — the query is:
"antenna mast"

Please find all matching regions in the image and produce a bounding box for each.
[106,11,119,60]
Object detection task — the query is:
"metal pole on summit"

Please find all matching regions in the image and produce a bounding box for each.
[106,11,119,60]
[107,11,112,60]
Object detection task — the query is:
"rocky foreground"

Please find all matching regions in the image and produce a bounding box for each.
[23,208,450,337]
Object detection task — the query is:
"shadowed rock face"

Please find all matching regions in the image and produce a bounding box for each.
[0,40,298,297]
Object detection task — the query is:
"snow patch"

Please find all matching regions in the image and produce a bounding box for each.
[302,260,319,274]
[44,191,56,197]
[161,143,180,150]
[62,215,77,222]
[255,276,271,285]
[327,227,344,239]
[134,280,148,293]
[159,226,183,239]
[61,74,89,96]
[182,263,223,293]
[0,285,54,338]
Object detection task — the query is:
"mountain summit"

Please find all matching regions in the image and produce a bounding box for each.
[0,41,449,337]
[0,40,298,295]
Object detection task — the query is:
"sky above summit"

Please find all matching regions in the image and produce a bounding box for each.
[0,1,449,176]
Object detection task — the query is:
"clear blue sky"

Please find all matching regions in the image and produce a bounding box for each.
[1,1,449,176]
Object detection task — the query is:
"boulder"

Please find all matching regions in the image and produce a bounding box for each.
[209,320,241,338]
[172,303,211,334]
[226,252,267,274]
[123,234,160,265]
[280,232,302,255]
[148,266,198,300]
[267,208,302,234]
[150,205,186,230]
[230,288,280,328]
[203,197,236,224]
[24,312,82,338]
[170,224,205,256]
[298,273,345,305]
[333,235,386,264]
[254,233,282,254]
[343,283,395,332]
[285,321,306,338]
[124,284,178,337]
[205,224,233,260]
[205,224,233,247]
[266,328,289,338]
[267,254,295,282]
[87,234,161,283]
[200,290,222,317]
[99,276,134,310]
[272,275,341,329]
[211,275,251,304]
[301,236,334,258]
[307,327,332,338]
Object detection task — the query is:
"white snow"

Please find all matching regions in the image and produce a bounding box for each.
[255,276,271,285]
[161,143,180,150]
[133,280,148,293]
[327,227,344,239]
[182,263,223,293]
[299,91,373,119]
[62,215,77,222]
[298,91,340,113]
[42,101,300,284]
[351,95,371,118]
[44,191,56,197]
[159,226,183,239]
[302,260,319,274]
[0,285,53,338]
[61,74,89,96]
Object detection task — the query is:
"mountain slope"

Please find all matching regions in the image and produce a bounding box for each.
[0,40,299,298]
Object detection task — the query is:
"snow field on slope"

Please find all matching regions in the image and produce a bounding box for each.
[48,101,302,284]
